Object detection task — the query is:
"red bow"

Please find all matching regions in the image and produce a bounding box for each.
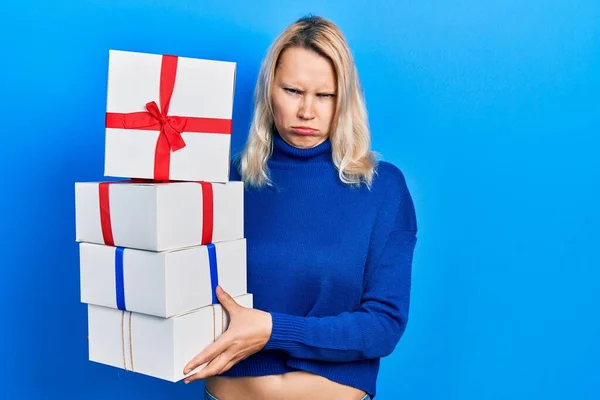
[144,100,186,152]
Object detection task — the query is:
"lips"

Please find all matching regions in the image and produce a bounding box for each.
[291,126,318,135]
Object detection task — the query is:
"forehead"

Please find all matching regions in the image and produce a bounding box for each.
[275,47,336,88]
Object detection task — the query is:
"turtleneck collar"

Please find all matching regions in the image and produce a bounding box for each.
[269,131,333,164]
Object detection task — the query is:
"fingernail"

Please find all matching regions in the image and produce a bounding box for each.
[216,286,223,294]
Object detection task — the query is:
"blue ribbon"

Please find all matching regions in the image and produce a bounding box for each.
[115,247,126,311]
[207,244,219,304]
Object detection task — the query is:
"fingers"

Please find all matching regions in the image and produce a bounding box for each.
[215,286,240,314]
[218,357,240,376]
[183,333,231,375]
[182,287,245,384]
[184,350,232,383]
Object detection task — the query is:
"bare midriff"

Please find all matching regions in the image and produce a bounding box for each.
[205,371,366,400]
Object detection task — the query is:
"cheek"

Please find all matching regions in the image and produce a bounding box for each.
[320,102,336,125]
[272,94,290,124]
[328,102,336,118]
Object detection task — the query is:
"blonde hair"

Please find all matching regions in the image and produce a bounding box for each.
[237,15,378,187]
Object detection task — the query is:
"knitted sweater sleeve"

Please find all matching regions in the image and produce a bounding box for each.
[262,166,418,361]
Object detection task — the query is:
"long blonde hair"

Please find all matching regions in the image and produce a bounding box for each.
[237,15,377,188]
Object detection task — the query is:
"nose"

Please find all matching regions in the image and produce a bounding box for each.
[297,97,315,120]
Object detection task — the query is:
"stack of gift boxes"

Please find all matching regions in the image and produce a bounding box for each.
[74,49,252,382]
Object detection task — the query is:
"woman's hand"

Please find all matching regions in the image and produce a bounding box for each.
[183,286,272,383]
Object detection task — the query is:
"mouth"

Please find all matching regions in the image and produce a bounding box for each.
[291,126,318,135]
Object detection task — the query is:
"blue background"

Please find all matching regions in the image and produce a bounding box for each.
[2,1,599,399]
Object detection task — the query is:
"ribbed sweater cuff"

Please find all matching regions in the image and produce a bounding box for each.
[263,312,306,352]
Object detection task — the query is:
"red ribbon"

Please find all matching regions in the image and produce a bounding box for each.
[105,55,232,180]
[99,182,115,246]
[199,182,214,245]
[98,181,214,246]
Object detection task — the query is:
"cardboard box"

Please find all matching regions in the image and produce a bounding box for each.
[87,293,253,382]
[75,181,243,252]
[80,239,247,318]
[104,49,236,182]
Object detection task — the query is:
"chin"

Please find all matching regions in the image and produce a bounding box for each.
[284,133,327,149]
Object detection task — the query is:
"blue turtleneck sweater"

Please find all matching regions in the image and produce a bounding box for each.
[221,133,418,398]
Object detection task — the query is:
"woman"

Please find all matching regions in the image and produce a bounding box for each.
[183,15,418,400]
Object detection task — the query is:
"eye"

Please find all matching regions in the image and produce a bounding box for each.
[284,87,300,94]
[317,93,336,98]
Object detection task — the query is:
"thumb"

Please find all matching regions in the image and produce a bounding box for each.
[216,286,239,313]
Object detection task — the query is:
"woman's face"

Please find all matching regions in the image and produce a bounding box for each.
[271,46,337,149]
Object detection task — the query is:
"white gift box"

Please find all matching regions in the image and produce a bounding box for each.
[75,180,244,252]
[104,49,236,182]
[87,293,253,382]
[79,239,247,318]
